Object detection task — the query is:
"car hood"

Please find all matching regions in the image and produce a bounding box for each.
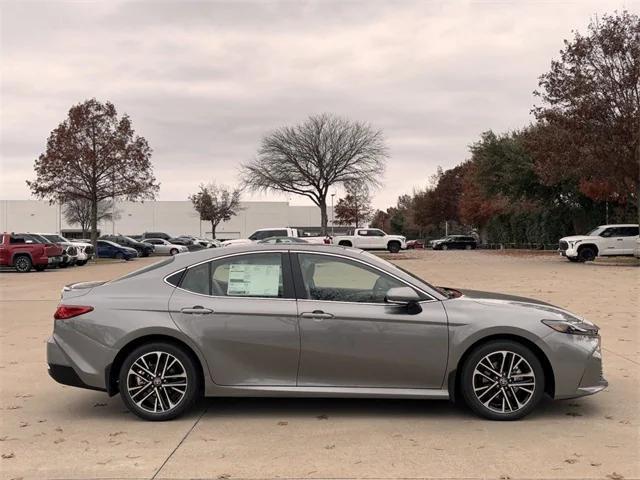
[560,235,598,242]
[456,288,583,322]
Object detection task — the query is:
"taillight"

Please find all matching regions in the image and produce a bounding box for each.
[54,305,94,320]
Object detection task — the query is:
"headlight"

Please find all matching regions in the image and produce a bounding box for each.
[542,318,599,336]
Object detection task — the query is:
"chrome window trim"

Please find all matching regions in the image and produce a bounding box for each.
[163,248,439,303]
[165,250,292,301]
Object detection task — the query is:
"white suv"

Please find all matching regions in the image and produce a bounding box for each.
[559,224,639,262]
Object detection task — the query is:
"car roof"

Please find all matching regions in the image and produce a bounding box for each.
[598,224,639,228]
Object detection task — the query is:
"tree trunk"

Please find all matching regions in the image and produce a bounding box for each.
[211,221,217,239]
[90,196,98,250]
[319,199,328,235]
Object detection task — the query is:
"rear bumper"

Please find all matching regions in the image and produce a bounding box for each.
[47,332,113,391]
[48,364,105,392]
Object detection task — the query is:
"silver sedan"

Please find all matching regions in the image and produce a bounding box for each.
[47,244,606,421]
[142,238,188,255]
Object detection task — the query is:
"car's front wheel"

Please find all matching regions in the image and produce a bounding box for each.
[14,255,32,272]
[169,248,178,256]
[119,342,200,421]
[460,340,545,421]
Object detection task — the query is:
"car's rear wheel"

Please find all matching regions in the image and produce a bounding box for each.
[460,340,544,421]
[119,342,200,421]
[76,260,87,266]
[338,241,352,247]
[14,255,32,273]
[441,244,448,250]
[387,241,401,253]
[578,246,597,262]
[115,252,125,260]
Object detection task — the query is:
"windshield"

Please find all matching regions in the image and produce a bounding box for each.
[44,234,66,243]
[585,227,604,236]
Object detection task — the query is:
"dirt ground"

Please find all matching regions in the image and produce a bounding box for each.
[0,251,638,480]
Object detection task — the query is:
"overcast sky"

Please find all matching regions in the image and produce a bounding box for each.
[1,0,636,208]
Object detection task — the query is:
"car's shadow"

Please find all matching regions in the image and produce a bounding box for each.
[58,391,605,423]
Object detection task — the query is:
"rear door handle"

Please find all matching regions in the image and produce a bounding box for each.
[181,306,214,315]
[300,310,334,320]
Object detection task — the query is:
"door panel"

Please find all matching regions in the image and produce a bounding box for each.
[294,252,449,389]
[297,300,448,388]
[169,291,299,386]
[168,251,300,386]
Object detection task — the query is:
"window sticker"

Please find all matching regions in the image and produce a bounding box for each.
[227,263,280,296]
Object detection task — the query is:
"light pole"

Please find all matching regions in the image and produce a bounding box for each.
[331,193,336,236]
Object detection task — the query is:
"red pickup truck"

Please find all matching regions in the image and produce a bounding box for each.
[0,233,57,272]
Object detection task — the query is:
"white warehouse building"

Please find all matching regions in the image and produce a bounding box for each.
[0,200,331,240]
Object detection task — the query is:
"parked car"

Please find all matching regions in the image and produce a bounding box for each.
[47,244,607,421]
[96,240,138,260]
[100,235,154,257]
[40,234,94,266]
[257,236,310,244]
[141,232,172,241]
[142,238,189,255]
[14,233,64,268]
[177,235,218,249]
[0,232,53,272]
[431,235,478,250]
[168,237,204,252]
[222,227,326,247]
[406,240,425,249]
[331,228,406,253]
[559,224,639,262]
[33,232,79,267]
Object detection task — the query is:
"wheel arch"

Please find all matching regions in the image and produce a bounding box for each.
[577,243,599,255]
[447,333,556,402]
[11,251,33,265]
[338,240,352,247]
[106,334,206,396]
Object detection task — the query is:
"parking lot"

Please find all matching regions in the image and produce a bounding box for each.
[0,250,638,480]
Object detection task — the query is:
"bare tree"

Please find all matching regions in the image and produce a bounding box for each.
[63,198,119,237]
[189,183,242,239]
[240,113,387,234]
[27,99,159,245]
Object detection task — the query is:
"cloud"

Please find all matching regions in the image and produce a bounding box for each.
[0,0,631,208]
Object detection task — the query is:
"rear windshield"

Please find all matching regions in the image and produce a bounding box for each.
[109,256,176,283]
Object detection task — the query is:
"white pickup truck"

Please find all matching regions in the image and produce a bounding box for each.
[558,224,639,262]
[221,227,327,247]
[331,228,406,253]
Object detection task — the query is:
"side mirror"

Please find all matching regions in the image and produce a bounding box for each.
[385,287,422,314]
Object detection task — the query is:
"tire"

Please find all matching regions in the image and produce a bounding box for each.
[114,252,125,260]
[567,257,579,263]
[387,241,401,253]
[59,262,69,269]
[169,248,178,256]
[465,245,472,250]
[338,241,352,247]
[578,246,597,262]
[460,340,545,421]
[76,260,87,266]
[441,245,448,251]
[14,255,32,273]
[34,264,47,272]
[118,342,201,421]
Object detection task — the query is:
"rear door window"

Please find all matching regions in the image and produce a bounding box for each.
[179,253,291,298]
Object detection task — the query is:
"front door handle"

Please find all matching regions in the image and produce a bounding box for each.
[181,306,214,315]
[300,310,334,320]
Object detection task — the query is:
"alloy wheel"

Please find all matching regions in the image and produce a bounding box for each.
[472,350,536,414]
[126,351,188,414]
